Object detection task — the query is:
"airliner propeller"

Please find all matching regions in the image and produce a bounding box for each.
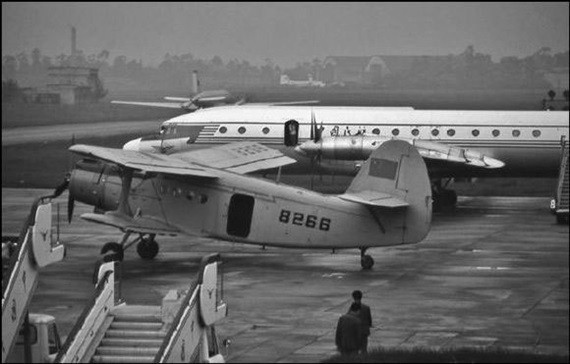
[309,110,324,189]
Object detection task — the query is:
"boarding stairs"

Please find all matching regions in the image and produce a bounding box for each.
[55,254,227,363]
[92,305,165,363]
[2,198,66,363]
[555,140,569,224]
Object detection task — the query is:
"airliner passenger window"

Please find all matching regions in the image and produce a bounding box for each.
[392,128,399,136]
[447,129,455,136]
[411,128,419,136]
[512,129,520,137]
[492,129,500,137]
[262,127,270,134]
[472,129,480,136]
[372,128,380,135]
[238,127,246,134]
[532,130,541,137]
[431,129,439,136]
[218,126,227,134]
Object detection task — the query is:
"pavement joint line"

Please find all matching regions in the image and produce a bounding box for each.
[521,278,566,319]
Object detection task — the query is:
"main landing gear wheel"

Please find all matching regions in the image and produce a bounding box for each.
[136,236,159,260]
[360,248,374,270]
[101,242,124,262]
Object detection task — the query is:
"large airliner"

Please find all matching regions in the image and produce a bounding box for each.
[122,105,569,205]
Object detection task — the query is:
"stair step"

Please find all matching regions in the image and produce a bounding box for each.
[110,321,163,331]
[95,346,159,357]
[105,329,166,339]
[100,338,163,347]
[91,355,155,363]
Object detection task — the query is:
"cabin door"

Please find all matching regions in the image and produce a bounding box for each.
[227,194,255,238]
[284,120,299,146]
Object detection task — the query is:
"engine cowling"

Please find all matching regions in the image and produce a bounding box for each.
[68,159,121,212]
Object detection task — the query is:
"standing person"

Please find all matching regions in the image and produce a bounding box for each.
[351,290,372,354]
[335,303,362,357]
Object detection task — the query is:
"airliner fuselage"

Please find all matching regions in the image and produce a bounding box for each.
[125,106,569,178]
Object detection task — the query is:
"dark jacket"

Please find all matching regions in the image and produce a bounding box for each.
[358,303,372,336]
[335,312,362,353]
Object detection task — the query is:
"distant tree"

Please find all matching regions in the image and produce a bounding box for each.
[211,55,224,68]
[563,89,569,101]
[3,55,18,76]
[548,89,556,100]
[31,48,42,71]
[112,55,128,75]
[2,79,21,102]
[41,56,52,69]
[16,52,30,72]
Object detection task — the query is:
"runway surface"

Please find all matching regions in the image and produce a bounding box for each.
[2,121,159,146]
[2,188,568,362]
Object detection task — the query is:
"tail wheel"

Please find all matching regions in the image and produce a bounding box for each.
[137,236,159,260]
[101,242,124,261]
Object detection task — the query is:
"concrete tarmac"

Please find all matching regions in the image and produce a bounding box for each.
[2,121,158,146]
[2,188,568,362]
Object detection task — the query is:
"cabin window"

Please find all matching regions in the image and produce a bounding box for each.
[512,129,521,137]
[411,128,419,136]
[199,194,208,204]
[372,128,380,135]
[238,127,246,134]
[392,128,399,136]
[532,130,541,138]
[227,194,255,238]
[492,129,500,137]
[218,126,227,134]
[447,129,455,136]
[284,120,299,146]
[431,129,439,136]
[262,127,270,134]
[472,129,480,137]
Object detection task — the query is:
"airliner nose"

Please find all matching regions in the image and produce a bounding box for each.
[123,137,141,151]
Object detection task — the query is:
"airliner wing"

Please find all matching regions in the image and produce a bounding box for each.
[111,100,183,109]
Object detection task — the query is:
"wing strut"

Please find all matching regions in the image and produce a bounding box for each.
[118,168,134,217]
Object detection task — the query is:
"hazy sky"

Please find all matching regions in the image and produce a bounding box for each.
[2,2,569,67]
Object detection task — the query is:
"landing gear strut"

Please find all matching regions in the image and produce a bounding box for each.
[100,232,159,261]
[360,248,374,270]
[432,179,457,211]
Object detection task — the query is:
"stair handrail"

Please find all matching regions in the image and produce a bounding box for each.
[154,254,222,362]
[54,262,115,363]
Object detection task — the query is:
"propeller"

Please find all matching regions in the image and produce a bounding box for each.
[309,110,324,190]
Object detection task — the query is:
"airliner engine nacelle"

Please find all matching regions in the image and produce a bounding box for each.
[68,159,121,213]
[295,136,505,169]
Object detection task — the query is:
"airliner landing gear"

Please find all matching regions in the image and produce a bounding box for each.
[100,233,159,261]
[360,248,374,270]
[432,179,458,211]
